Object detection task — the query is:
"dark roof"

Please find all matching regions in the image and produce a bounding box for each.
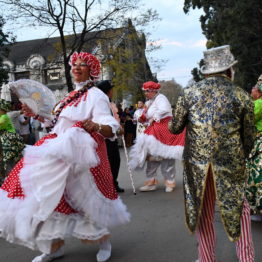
[6,28,126,65]
[8,37,62,65]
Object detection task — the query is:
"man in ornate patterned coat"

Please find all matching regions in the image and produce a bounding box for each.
[169,45,256,262]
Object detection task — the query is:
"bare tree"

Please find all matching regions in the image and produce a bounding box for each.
[159,79,183,107]
[0,0,159,91]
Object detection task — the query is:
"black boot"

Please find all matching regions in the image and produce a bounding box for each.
[116,185,125,193]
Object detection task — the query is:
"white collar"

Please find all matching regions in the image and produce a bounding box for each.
[74,80,93,91]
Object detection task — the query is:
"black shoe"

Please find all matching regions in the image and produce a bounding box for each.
[116,186,125,193]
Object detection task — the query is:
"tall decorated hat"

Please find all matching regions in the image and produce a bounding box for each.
[200,45,238,75]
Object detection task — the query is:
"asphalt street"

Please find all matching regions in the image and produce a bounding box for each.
[0,148,261,262]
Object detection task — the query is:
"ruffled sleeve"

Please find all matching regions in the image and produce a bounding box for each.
[91,91,119,137]
[152,94,172,122]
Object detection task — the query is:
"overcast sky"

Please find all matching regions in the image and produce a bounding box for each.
[143,0,206,86]
[4,0,206,87]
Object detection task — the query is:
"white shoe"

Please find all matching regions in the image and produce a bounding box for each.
[32,246,64,262]
[165,186,174,193]
[96,241,111,262]
[139,185,157,192]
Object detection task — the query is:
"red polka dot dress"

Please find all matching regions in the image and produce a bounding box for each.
[129,93,185,169]
[0,86,130,254]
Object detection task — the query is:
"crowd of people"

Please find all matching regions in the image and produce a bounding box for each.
[115,102,143,148]
[0,45,261,262]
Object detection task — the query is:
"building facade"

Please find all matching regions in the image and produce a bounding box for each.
[3,21,154,102]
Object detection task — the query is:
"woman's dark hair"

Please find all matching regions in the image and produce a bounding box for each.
[96,80,114,95]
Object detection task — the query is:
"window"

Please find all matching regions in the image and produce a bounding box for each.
[15,71,30,80]
[46,68,61,83]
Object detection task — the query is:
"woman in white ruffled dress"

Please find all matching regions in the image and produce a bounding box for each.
[129,81,185,193]
[0,52,130,262]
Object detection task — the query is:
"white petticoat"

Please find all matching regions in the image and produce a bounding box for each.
[129,133,184,169]
[0,127,130,253]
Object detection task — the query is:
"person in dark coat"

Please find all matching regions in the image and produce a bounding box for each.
[96,80,125,193]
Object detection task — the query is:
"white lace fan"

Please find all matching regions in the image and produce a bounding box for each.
[9,79,56,119]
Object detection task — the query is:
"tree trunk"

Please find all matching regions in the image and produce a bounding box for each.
[65,63,73,92]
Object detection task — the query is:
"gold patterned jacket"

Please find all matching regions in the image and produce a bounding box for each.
[169,75,256,241]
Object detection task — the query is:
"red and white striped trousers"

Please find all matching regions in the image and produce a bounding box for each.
[196,170,255,262]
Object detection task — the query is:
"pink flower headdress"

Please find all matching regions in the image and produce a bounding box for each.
[69,52,101,79]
